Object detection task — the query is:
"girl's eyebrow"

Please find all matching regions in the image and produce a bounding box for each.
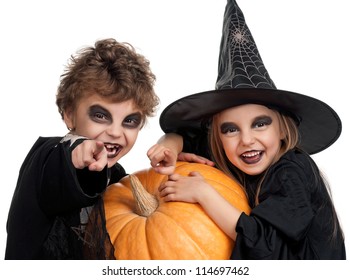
[220,122,236,131]
[220,114,272,128]
[252,115,272,123]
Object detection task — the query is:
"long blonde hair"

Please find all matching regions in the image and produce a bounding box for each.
[209,108,343,241]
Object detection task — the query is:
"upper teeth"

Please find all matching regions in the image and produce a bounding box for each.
[106,144,116,149]
[242,151,260,158]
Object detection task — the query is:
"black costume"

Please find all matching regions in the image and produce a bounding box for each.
[158,0,346,259]
[5,136,126,259]
[182,134,346,259]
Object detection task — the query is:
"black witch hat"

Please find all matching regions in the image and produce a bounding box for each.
[160,0,341,154]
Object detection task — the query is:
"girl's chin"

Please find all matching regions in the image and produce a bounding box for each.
[242,167,265,176]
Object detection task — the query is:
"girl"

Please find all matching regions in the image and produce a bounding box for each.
[147,0,346,259]
[148,103,345,259]
[5,38,159,259]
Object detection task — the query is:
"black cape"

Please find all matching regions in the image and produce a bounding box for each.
[5,136,126,259]
[182,132,346,260]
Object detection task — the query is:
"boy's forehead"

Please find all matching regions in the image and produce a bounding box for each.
[83,94,142,111]
[79,92,132,104]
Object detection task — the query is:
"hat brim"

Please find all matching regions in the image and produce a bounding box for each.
[160,88,342,154]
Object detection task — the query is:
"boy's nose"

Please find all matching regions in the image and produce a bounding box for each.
[106,123,122,138]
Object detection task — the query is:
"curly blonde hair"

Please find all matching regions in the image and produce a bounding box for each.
[56,38,159,126]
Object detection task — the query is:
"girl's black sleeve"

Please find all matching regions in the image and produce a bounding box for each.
[179,129,211,159]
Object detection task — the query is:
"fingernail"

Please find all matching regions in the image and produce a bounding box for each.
[90,165,96,171]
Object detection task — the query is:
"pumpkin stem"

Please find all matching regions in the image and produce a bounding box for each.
[129,174,159,217]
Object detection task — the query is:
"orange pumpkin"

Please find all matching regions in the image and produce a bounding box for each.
[103,161,251,260]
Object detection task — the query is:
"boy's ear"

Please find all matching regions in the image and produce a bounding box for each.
[63,109,75,131]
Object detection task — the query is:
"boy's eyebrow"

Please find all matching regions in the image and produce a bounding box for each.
[126,112,142,118]
[89,104,112,117]
[89,104,143,120]
[125,112,144,124]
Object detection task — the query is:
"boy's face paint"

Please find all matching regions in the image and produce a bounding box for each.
[64,94,143,167]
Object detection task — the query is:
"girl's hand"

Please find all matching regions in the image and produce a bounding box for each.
[147,145,216,175]
[71,140,108,171]
[177,152,215,166]
[159,171,242,240]
[147,144,177,175]
[158,171,212,203]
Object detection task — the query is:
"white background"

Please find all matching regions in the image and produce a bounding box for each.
[0,0,348,273]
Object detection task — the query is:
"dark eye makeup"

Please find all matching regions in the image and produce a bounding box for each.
[220,115,273,134]
[252,116,272,128]
[123,112,143,128]
[88,104,143,128]
[220,122,238,134]
[88,105,111,123]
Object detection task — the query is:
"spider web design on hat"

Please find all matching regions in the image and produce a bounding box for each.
[216,0,276,90]
[159,0,342,155]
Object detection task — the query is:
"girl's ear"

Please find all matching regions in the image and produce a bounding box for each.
[63,109,75,131]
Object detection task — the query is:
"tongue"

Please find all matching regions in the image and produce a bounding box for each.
[242,153,261,164]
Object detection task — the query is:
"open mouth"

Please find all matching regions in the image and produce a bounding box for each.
[104,143,122,158]
[240,150,263,164]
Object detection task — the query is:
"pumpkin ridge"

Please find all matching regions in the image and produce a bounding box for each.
[152,208,213,258]
[207,179,247,198]
[206,178,243,193]
[115,216,150,259]
[107,213,140,246]
[145,210,209,259]
[175,163,248,202]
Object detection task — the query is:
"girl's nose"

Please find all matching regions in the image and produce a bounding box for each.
[240,130,255,145]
